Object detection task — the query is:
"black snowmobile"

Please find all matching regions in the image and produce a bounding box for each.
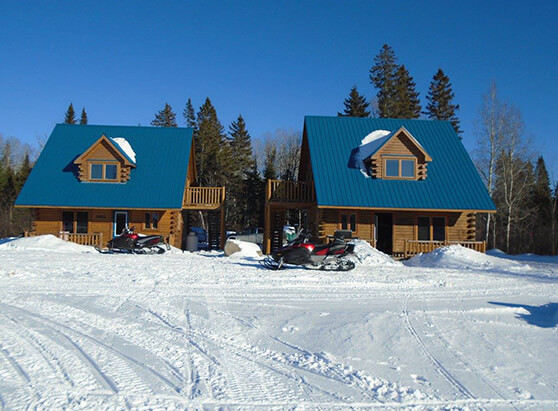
[96,227,170,254]
[261,229,356,271]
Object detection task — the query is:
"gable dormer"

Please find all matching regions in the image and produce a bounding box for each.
[368,127,432,180]
[73,135,136,182]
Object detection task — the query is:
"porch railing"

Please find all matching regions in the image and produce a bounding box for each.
[24,231,104,247]
[184,186,226,208]
[268,180,315,203]
[404,240,486,258]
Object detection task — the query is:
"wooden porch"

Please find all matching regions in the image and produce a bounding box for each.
[404,240,486,258]
[24,231,104,247]
[266,179,316,207]
[183,186,226,210]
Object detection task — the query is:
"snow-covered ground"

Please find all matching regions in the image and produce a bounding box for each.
[0,236,557,409]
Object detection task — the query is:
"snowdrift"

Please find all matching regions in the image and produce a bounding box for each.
[351,240,401,266]
[0,235,94,253]
[404,245,521,270]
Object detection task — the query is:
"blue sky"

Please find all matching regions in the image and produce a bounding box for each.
[1,1,557,174]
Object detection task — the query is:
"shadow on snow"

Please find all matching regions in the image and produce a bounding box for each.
[488,301,558,328]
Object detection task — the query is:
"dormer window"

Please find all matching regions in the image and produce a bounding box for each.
[74,135,136,183]
[90,162,118,181]
[384,158,416,179]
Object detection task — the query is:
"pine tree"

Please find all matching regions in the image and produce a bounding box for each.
[80,108,88,125]
[64,103,76,124]
[244,158,263,227]
[532,156,552,254]
[183,98,197,130]
[151,103,177,127]
[369,44,399,118]
[263,145,277,181]
[15,152,32,193]
[226,115,254,230]
[195,98,226,186]
[392,65,421,119]
[424,69,461,134]
[338,86,370,117]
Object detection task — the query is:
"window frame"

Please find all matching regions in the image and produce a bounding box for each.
[339,211,357,233]
[61,211,89,234]
[415,215,447,242]
[144,212,160,230]
[382,156,417,180]
[88,161,120,182]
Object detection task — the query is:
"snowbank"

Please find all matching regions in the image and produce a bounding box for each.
[352,240,401,266]
[224,238,262,258]
[404,245,521,270]
[0,235,94,253]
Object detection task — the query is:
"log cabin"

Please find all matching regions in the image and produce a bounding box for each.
[264,116,496,257]
[15,124,226,249]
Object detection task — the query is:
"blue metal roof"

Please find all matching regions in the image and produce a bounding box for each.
[16,124,193,209]
[304,116,496,211]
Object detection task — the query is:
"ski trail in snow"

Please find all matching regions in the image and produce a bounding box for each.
[458,294,558,399]
[403,292,475,399]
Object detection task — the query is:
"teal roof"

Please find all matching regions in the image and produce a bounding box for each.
[304,116,495,211]
[16,124,193,209]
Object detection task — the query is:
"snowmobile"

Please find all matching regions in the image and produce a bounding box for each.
[96,227,170,254]
[261,229,356,271]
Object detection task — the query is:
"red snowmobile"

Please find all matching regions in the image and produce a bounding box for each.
[262,229,356,271]
[96,227,169,254]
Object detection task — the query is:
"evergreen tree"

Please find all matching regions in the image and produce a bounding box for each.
[80,108,88,125]
[195,98,226,186]
[183,98,197,130]
[532,156,552,254]
[15,152,32,193]
[338,86,370,117]
[392,65,421,119]
[151,103,177,127]
[225,115,254,230]
[263,145,277,181]
[424,69,461,134]
[369,44,399,118]
[64,103,76,124]
[244,159,264,227]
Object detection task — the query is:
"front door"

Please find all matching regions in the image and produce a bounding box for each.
[375,213,393,255]
[114,211,128,236]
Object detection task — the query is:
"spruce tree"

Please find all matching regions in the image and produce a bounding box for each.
[263,145,277,181]
[532,156,552,253]
[151,103,177,127]
[195,98,226,186]
[424,69,461,134]
[16,152,32,193]
[183,98,197,130]
[80,108,88,125]
[64,103,76,124]
[338,86,370,117]
[392,65,421,119]
[226,115,254,230]
[245,158,263,227]
[370,44,399,118]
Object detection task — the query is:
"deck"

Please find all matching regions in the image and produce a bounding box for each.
[183,186,226,210]
[404,240,486,258]
[266,180,316,207]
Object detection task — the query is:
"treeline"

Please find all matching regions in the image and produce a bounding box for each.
[150,99,300,232]
[0,137,34,237]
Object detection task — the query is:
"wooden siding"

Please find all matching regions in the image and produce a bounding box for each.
[32,208,183,248]
[371,132,428,180]
[314,208,481,255]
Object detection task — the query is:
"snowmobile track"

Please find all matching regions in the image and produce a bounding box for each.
[403,292,475,400]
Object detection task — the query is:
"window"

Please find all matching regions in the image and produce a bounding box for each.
[417,216,445,241]
[341,213,356,232]
[145,212,159,229]
[383,158,416,179]
[90,162,119,181]
[62,211,88,233]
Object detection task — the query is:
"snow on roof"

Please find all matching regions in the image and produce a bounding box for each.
[111,137,136,164]
[348,130,393,175]
[360,129,391,147]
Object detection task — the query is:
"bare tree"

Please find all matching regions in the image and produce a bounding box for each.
[474,83,505,247]
[255,129,301,180]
